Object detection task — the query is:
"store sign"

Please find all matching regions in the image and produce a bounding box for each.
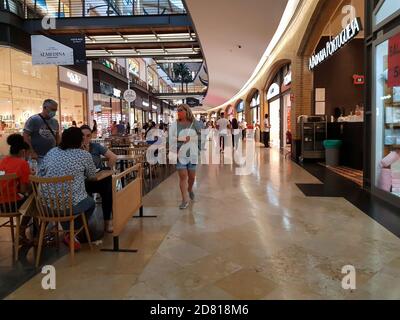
[309,17,362,71]
[113,88,121,98]
[32,35,74,65]
[31,35,85,66]
[123,89,137,103]
[67,72,81,84]
[59,67,88,89]
[267,83,280,100]
[388,33,400,88]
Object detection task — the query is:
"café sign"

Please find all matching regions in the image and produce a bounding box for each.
[59,67,87,89]
[309,17,362,71]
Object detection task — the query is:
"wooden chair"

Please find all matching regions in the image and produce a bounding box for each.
[0,174,21,261]
[30,175,93,267]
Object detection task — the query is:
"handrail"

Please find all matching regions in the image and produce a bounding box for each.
[1,0,186,19]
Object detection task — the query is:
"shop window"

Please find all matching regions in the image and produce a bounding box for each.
[60,87,85,129]
[250,92,260,107]
[0,47,58,130]
[375,0,400,26]
[374,31,400,198]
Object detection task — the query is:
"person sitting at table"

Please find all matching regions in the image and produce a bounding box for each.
[39,127,97,250]
[81,125,117,233]
[0,134,32,244]
[145,121,158,145]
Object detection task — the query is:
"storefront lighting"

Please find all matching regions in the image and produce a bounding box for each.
[142,101,149,107]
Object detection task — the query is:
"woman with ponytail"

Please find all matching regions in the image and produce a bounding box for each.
[0,134,32,243]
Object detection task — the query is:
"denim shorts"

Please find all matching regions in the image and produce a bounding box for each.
[176,160,197,171]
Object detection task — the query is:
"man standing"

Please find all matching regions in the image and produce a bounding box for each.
[23,99,60,167]
[216,112,230,153]
[263,114,271,148]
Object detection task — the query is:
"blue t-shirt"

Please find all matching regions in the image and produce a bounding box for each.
[89,142,108,169]
[24,114,59,158]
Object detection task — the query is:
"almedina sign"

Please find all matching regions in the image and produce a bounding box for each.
[309,17,362,71]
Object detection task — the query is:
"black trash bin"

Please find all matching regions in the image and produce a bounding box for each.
[323,140,342,166]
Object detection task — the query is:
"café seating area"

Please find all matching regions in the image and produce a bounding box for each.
[0,135,174,271]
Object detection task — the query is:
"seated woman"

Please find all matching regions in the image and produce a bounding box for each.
[145,121,158,145]
[80,125,117,233]
[0,134,32,244]
[40,127,97,250]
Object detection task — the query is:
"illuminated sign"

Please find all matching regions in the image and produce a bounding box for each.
[309,17,362,71]
[267,83,280,100]
[113,88,121,97]
[59,67,87,89]
[67,71,81,85]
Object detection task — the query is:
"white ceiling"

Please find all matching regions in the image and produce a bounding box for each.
[185,0,289,108]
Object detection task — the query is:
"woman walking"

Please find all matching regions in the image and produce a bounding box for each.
[174,104,202,209]
[231,118,240,149]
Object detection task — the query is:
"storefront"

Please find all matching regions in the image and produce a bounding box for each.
[366,0,400,206]
[0,46,58,130]
[249,91,260,126]
[265,64,291,149]
[236,100,244,122]
[58,66,88,130]
[151,99,161,123]
[93,82,129,137]
[296,0,366,179]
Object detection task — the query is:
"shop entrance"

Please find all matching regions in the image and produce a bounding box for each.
[269,98,280,148]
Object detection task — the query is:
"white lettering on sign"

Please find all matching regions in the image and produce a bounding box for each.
[113,88,121,97]
[309,17,362,71]
[67,71,81,85]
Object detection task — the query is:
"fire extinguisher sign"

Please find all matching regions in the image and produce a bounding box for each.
[388,33,400,88]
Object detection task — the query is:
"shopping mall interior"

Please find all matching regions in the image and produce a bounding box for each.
[1,0,400,305]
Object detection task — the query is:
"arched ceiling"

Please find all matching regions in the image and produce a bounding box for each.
[184,0,289,109]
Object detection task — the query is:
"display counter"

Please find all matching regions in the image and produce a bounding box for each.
[327,122,363,170]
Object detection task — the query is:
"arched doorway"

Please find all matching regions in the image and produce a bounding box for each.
[235,100,244,122]
[266,63,292,149]
[249,90,260,126]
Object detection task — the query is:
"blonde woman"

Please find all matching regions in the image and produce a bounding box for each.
[174,104,202,209]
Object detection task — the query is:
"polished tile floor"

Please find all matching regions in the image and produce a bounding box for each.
[5,146,400,299]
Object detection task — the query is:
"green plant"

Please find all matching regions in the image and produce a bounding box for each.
[173,63,192,92]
